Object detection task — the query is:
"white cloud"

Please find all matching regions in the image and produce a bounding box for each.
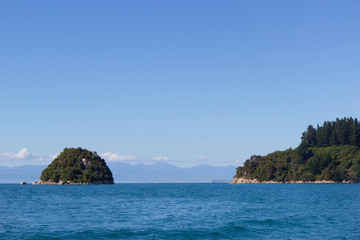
[235,158,245,165]
[0,148,52,166]
[100,152,172,165]
[101,152,137,162]
[50,153,60,160]
[0,148,32,160]
[0,149,237,168]
[195,156,210,164]
[151,156,170,161]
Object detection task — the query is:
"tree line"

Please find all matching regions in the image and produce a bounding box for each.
[299,117,360,149]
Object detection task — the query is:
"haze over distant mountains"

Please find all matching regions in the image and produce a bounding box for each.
[0,162,236,183]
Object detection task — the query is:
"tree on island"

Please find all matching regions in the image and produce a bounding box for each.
[234,117,360,183]
[39,147,114,184]
[300,117,360,148]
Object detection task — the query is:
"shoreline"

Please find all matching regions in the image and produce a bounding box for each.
[230,177,354,184]
[32,180,114,185]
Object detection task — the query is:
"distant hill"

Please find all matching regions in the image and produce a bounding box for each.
[108,162,236,183]
[0,165,45,183]
[233,117,360,183]
[0,162,236,183]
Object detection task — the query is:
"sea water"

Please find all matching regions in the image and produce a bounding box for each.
[0,183,359,239]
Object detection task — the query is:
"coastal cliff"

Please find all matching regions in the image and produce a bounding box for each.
[232,118,360,184]
[34,147,114,185]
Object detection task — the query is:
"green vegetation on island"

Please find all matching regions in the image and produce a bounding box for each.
[38,147,114,184]
[234,117,360,183]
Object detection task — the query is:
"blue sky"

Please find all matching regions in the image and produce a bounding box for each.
[1,1,359,167]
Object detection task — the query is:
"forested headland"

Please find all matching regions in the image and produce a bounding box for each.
[233,117,360,183]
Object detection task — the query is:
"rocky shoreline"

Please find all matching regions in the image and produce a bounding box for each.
[230,177,353,184]
[32,180,114,185]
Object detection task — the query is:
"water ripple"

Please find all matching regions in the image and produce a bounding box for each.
[1,184,360,239]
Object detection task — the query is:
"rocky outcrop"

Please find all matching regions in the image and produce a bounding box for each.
[32,180,113,185]
[230,177,352,184]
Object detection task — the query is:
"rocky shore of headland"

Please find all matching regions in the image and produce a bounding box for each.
[32,180,113,185]
[230,177,353,184]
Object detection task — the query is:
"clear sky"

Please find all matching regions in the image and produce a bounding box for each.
[1,1,359,167]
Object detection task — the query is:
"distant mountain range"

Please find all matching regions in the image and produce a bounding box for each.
[0,165,45,183]
[0,162,236,183]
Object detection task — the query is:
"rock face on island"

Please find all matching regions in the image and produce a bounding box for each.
[35,147,114,185]
[232,117,360,184]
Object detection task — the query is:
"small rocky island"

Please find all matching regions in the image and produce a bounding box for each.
[231,117,360,184]
[33,147,114,185]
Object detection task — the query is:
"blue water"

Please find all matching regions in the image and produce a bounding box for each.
[1,184,359,239]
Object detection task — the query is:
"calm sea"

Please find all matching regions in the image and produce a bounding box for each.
[1,183,359,239]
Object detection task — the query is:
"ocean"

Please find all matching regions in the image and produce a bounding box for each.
[1,183,359,239]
